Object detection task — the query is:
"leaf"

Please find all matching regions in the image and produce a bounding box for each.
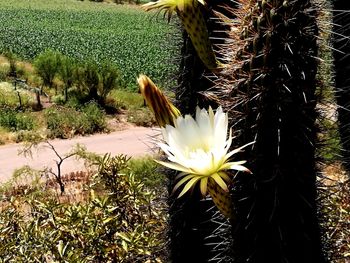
[57,240,69,258]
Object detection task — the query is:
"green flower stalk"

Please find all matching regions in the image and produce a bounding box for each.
[137,74,181,127]
[143,0,220,70]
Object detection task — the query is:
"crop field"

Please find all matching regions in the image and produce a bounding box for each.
[0,0,180,90]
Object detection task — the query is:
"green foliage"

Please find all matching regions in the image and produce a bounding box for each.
[127,108,156,127]
[79,61,100,100]
[0,154,166,262]
[82,101,107,132]
[99,61,123,102]
[0,0,179,90]
[129,156,165,189]
[0,107,36,131]
[3,50,17,78]
[109,89,144,109]
[15,130,43,143]
[33,49,61,89]
[0,65,9,81]
[44,103,107,138]
[58,54,76,101]
[71,60,123,104]
[0,82,34,109]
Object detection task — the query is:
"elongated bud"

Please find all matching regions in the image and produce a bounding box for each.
[137,74,181,127]
[143,0,220,70]
[207,175,233,219]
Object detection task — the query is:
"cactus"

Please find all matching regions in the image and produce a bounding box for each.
[137,74,181,127]
[141,1,239,261]
[205,0,326,262]
[332,0,350,175]
[168,2,239,262]
[142,0,326,261]
[143,0,220,69]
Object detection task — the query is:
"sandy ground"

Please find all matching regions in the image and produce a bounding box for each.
[0,126,160,183]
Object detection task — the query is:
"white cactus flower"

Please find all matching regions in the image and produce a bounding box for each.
[157,106,253,198]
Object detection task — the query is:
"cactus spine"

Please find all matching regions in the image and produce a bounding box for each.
[207,0,326,262]
[168,2,238,262]
[332,0,350,175]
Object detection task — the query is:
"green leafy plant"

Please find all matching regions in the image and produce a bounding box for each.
[99,61,123,103]
[0,0,179,90]
[0,107,36,132]
[58,54,76,102]
[0,153,167,262]
[33,49,61,91]
[44,104,106,139]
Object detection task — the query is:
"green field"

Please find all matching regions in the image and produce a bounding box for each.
[0,0,180,90]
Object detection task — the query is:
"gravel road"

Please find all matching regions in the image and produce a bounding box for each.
[0,126,160,183]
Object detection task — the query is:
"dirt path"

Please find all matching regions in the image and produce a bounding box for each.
[0,126,160,183]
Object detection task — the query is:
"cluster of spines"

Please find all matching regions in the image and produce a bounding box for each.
[206,0,326,262]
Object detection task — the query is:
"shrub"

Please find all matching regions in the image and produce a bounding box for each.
[0,107,36,132]
[99,61,123,103]
[45,106,90,138]
[0,65,9,81]
[15,130,43,143]
[79,61,100,101]
[0,82,34,109]
[81,101,107,132]
[44,104,106,139]
[0,154,167,262]
[127,108,156,127]
[74,61,123,104]
[129,156,165,189]
[34,49,61,89]
[58,55,76,102]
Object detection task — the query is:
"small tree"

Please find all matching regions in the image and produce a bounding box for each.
[58,55,76,102]
[34,50,60,92]
[81,62,100,101]
[98,61,121,104]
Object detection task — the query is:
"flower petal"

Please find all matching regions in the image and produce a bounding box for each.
[217,171,231,183]
[221,161,251,173]
[223,141,255,162]
[155,160,192,173]
[211,173,228,192]
[177,176,202,198]
[199,176,208,196]
[175,171,190,180]
[172,174,197,194]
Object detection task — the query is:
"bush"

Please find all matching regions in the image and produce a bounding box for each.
[0,107,36,132]
[58,55,76,102]
[15,130,43,143]
[34,49,60,89]
[129,156,165,189]
[0,65,9,81]
[99,61,123,102]
[127,108,156,127]
[45,104,106,139]
[0,154,167,262]
[82,101,107,132]
[0,82,34,109]
[74,61,123,104]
